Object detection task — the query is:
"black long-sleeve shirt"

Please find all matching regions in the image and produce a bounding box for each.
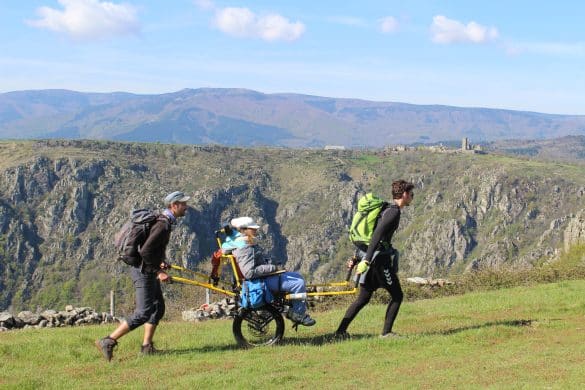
[364,203,401,264]
[139,216,171,273]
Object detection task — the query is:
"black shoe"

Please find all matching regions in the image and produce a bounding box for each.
[333,331,351,341]
[95,337,117,361]
[287,311,316,326]
[140,343,159,355]
[300,314,316,326]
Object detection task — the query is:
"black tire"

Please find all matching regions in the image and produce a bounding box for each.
[232,305,285,348]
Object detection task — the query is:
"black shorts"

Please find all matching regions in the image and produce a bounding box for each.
[355,249,399,290]
[363,255,399,291]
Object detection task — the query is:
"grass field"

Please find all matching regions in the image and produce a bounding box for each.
[2,279,585,389]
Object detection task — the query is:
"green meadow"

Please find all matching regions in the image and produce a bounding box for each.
[2,278,585,389]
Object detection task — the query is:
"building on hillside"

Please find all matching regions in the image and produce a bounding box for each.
[462,137,469,151]
[461,138,486,154]
[383,144,409,153]
[324,145,346,150]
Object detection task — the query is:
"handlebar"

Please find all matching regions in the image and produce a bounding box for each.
[346,255,360,288]
[215,224,233,238]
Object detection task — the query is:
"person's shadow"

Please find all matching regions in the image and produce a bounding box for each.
[158,344,239,355]
[158,319,536,353]
[278,319,536,346]
[279,333,371,346]
[419,319,535,337]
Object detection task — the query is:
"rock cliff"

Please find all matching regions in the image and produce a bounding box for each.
[0,140,583,311]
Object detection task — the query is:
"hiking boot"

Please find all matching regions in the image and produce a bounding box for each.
[95,337,117,362]
[380,332,403,339]
[287,311,316,326]
[140,343,159,355]
[332,331,351,341]
[300,315,316,326]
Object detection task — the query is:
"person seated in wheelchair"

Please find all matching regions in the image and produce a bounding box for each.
[224,216,316,327]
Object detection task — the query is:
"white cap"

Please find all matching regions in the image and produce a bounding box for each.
[164,191,191,205]
[231,216,260,229]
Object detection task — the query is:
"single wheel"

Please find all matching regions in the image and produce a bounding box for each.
[232,305,285,348]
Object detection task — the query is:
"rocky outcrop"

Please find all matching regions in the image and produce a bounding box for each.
[402,166,584,274]
[564,209,585,251]
[1,140,584,311]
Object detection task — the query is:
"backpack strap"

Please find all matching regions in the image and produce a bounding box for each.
[376,202,391,221]
[156,213,172,229]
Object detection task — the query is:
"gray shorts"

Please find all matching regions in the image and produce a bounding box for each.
[125,267,165,330]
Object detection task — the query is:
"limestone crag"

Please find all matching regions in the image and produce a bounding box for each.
[564,209,585,251]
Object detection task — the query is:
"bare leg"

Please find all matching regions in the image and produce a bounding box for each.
[143,323,157,346]
[109,321,130,341]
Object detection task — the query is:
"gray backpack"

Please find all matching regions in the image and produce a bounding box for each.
[114,209,159,267]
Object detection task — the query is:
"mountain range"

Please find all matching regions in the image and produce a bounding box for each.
[1,88,584,147]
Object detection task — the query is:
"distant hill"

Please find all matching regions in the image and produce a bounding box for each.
[1,88,584,147]
[488,135,585,163]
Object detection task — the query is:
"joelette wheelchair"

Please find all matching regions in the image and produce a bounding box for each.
[169,226,359,348]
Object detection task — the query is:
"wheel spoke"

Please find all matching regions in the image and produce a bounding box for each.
[233,305,285,348]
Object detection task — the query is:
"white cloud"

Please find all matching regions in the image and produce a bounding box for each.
[27,0,139,41]
[431,15,498,44]
[194,0,215,11]
[213,7,305,42]
[379,16,398,33]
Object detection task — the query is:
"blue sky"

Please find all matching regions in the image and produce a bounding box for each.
[1,0,584,114]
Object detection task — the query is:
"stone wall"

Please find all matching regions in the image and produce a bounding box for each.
[0,305,118,331]
[181,298,236,322]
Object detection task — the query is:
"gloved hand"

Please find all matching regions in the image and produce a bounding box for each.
[356,260,370,274]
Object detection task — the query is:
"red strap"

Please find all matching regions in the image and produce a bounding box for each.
[210,249,222,278]
[210,248,244,280]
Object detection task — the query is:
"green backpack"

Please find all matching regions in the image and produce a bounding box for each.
[349,193,387,248]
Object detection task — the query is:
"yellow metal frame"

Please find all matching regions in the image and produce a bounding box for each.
[169,262,237,297]
[169,234,358,300]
